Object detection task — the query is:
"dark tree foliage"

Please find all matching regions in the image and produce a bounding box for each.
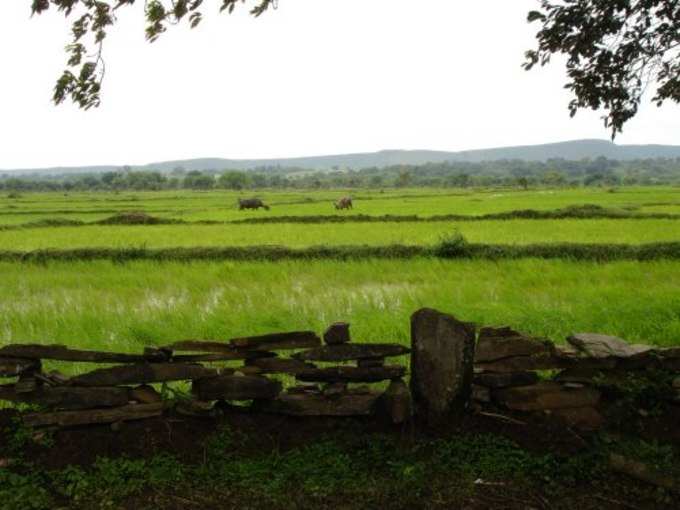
[3,157,680,192]
[29,0,277,109]
[525,0,680,137]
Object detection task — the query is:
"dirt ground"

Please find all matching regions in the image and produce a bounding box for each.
[2,403,679,509]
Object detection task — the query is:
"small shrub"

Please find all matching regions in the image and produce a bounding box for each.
[0,469,52,510]
[24,218,84,228]
[433,231,469,257]
[96,212,177,225]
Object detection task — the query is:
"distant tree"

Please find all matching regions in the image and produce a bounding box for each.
[250,173,267,188]
[445,173,470,188]
[396,170,412,188]
[218,170,248,190]
[622,173,640,185]
[24,1,679,135]
[516,176,529,190]
[183,170,215,190]
[541,170,566,186]
[347,175,361,187]
[166,176,182,189]
[369,175,384,187]
[100,171,118,186]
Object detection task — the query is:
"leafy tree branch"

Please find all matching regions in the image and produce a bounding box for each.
[524,0,680,137]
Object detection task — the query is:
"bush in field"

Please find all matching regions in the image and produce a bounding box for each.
[96,212,177,225]
[433,231,469,258]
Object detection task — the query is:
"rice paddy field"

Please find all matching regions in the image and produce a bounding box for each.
[2,186,680,223]
[1,185,680,368]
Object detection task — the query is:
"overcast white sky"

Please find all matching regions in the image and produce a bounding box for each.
[1,0,678,169]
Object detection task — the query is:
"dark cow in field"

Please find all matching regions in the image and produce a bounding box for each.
[238,198,270,211]
[335,197,353,210]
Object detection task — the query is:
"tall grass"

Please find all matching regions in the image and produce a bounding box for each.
[1,259,679,362]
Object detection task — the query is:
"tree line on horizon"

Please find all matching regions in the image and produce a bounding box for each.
[2,157,680,193]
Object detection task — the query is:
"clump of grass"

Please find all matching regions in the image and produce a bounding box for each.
[23,218,84,228]
[96,212,179,225]
[432,230,469,257]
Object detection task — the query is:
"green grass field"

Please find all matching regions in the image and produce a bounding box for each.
[1,186,679,358]
[1,218,679,250]
[2,258,679,355]
[2,186,679,224]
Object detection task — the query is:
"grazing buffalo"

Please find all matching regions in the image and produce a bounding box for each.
[335,197,353,210]
[238,198,270,211]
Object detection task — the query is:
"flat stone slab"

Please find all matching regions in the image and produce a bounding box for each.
[129,385,162,404]
[323,323,351,345]
[296,365,406,383]
[245,357,316,375]
[322,382,347,398]
[0,344,164,363]
[288,384,321,395]
[475,354,569,373]
[553,346,619,369]
[0,357,40,377]
[219,366,263,376]
[357,358,385,368]
[69,363,217,387]
[162,341,272,358]
[478,326,522,338]
[551,406,604,431]
[567,333,652,359]
[293,343,409,362]
[175,399,216,418]
[230,331,321,351]
[192,375,281,401]
[257,391,381,416]
[554,367,603,385]
[23,403,165,428]
[0,384,129,410]
[171,351,275,362]
[474,371,539,389]
[494,381,601,411]
[475,328,554,363]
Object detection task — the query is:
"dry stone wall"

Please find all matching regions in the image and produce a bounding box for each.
[472,326,680,430]
[2,309,679,432]
[0,324,412,427]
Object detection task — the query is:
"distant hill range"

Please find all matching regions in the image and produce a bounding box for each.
[3,139,680,176]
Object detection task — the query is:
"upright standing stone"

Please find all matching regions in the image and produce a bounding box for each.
[410,308,475,425]
[324,322,351,345]
[379,378,412,424]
